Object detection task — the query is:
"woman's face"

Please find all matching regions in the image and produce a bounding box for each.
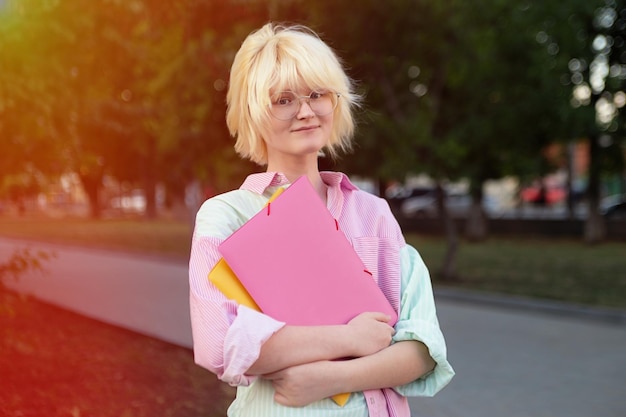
[263,88,335,166]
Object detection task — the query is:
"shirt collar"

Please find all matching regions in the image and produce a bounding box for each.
[240,171,359,195]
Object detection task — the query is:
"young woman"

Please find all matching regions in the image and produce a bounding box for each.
[188,23,454,417]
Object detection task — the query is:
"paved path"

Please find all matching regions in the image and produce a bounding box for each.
[410,300,625,417]
[2,238,625,417]
[0,238,192,347]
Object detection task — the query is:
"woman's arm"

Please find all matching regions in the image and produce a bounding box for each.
[264,244,454,406]
[265,340,435,407]
[246,311,395,375]
[339,340,435,391]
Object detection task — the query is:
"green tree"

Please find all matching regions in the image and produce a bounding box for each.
[541,0,626,243]
[1,0,269,219]
[283,0,570,279]
[0,1,66,182]
[1,0,138,217]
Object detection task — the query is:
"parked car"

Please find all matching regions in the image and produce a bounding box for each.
[109,189,146,213]
[520,184,566,205]
[601,194,626,220]
[385,185,435,213]
[401,190,498,218]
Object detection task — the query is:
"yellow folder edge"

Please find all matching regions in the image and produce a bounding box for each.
[266,186,285,203]
[209,258,260,310]
[207,187,286,309]
[207,186,350,406]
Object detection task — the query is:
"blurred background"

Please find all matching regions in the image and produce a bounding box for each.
[1,2,625,416]
[1,0,625,231]
[1,0,625,286]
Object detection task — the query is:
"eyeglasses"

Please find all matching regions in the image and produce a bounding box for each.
[269,91,340,120]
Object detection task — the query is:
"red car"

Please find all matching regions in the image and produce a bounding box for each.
[520,186,566,205]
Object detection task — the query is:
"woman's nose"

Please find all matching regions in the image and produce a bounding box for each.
[296,99,315,119]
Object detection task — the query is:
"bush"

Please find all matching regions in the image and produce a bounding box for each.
[0,248,55,289]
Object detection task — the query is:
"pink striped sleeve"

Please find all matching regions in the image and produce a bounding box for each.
[188,223,285,386]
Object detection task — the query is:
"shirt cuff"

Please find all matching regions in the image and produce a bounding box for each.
[392,319,455,397]
[221,306,286,386]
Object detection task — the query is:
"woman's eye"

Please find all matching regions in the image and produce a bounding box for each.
[310,92,323,100]
[277,97,292,105]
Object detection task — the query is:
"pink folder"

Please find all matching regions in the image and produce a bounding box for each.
[218,176,397,327]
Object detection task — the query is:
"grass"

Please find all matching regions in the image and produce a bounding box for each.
[0,290,235,417]
[407,235,626,310]
[0,216,193,261]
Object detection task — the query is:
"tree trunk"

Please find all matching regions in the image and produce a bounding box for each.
[143,137,158,220]
[78,171,103,219]
[465,179,488,241]
[144,180,157,220]
[435,182,459,281]
[465,202,488,241]
[585,209,606,244]
[584,134,606,243]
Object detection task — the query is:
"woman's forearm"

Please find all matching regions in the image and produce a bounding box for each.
[263,340,436,407]
[247,312,395,375]
[337,340,435,393]
[247,325,351,375]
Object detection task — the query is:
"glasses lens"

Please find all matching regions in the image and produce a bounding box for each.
[271,92,298,120]
[270,91,338,120]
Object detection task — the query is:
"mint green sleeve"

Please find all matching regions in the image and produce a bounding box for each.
[391,244,455,397]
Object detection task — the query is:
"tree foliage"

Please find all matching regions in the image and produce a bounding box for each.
[1,1,623,249]
[274,1,565,186]
[536,0,626,242]
[0,0,269,217]
[272,0,585,278]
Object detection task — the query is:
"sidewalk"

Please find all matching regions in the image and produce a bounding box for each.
[0,238,192,347]
[410,298,626,417]
[2,238,625,417]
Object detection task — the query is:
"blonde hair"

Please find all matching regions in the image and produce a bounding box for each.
[226,23,360,165]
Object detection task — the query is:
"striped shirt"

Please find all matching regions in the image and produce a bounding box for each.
[189,171,455,417]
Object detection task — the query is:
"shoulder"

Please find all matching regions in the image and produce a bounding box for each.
[354,188,390,208]
[194,189,266,239]
[347,186,396,219]
[337,182,404,243]
[324,171,392,211]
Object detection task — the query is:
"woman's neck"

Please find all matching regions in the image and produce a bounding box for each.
[266,164,327,203]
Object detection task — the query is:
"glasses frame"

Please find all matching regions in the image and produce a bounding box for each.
[269,91,341,120]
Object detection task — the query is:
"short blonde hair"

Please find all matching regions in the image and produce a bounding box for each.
[226,23,360,165]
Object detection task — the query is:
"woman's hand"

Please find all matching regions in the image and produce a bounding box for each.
[264,360,340,407]
[345,312,394,357]
[247,312,393,376]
